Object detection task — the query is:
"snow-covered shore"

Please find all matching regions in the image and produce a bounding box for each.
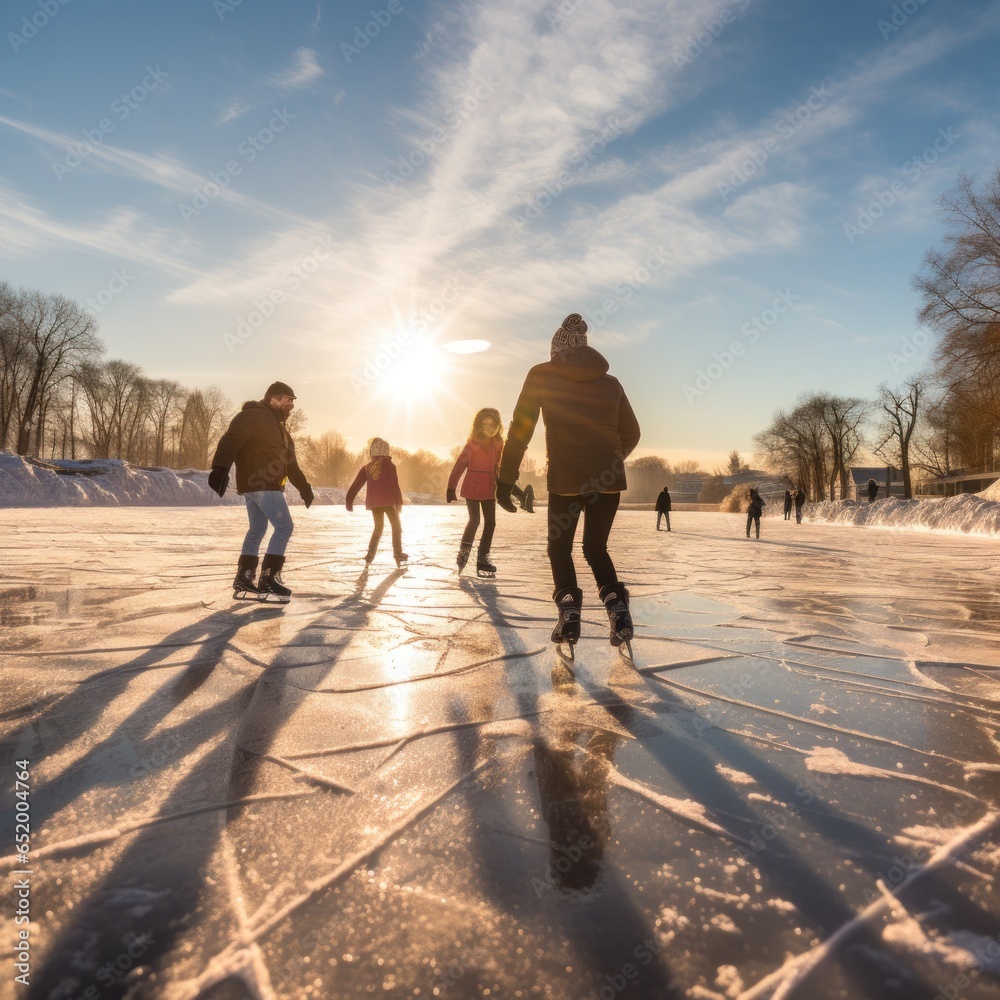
[0,454,356,507]
[807,492,1000,538]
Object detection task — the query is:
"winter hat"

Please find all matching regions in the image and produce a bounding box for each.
[369,437,390,457]
[550,313,588,358]
[265,380,296,400]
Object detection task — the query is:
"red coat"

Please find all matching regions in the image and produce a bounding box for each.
[448,437,501,501]
[346,457,403,510]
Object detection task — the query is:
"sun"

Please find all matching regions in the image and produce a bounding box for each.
[378,342,445,401]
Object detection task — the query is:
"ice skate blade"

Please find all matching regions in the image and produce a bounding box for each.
[232,590,260,601]
[615,638,634,662]
[256,592,291,604]
[554,640,576,663]
[476,570,496,579]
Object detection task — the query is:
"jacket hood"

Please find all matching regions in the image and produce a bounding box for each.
[547,344,610,383]
[242,399,288,422]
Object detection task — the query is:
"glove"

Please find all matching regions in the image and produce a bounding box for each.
[446,487,457,503]
[208,466,229,498]
[496,481,518,513]
[300,484,314,509]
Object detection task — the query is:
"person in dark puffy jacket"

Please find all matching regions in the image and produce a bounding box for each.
[655,486,671,531]
[794,487,806,523]
[447,407,533,576]
[209,380,313,600]
[497,313,641,652]
[346,437,407,567]
[867,478,878,503]
[746,487,765,539]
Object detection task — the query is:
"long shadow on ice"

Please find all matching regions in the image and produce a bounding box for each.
[2,606,282,831]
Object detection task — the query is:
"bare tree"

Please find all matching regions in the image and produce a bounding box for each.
[146,380,184,466]
[13,290,103,454]
[874,380,922,498]
[755,396,832,499]
[179,386,232,469]
[302,430,352,488]
[815,393,868,498]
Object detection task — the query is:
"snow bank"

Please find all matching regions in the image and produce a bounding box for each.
[806,493,1000,538]
[0,454,352,508]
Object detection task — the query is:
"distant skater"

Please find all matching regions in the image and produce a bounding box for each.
[496,313,640,656]
[209,380,313,603]
[783,489,792,520]
[746,488,765,539]
[794,487,806,524]
[867,478,878,503]
[655,485,672,531]
[346,438,407,567]
[447,407,534,578]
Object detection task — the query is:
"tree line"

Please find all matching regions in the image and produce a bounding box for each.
[753,164,1000,499]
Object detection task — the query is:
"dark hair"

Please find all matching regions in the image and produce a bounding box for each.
[470,407,503,444]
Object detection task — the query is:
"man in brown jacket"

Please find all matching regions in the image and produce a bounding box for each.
[497,313,640,655]
[208,380,313,601]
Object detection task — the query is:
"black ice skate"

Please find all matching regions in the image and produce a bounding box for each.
[600,582,634,660]
[520,484,535,513]
[476,551,496,578]
[456,544,472,575]
[257,554,291,603]
[551,587,582,662]
[232,554,260,600]
[395,552,409,568]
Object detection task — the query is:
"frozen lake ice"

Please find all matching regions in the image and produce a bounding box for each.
[1,506,998,1000]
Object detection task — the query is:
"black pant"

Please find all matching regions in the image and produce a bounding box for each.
[461,499,496,553]
[746,511,760,537]
[548,492,620,592]
[656,511,670,531]
[795,506,803,524]
[367,506,403,560]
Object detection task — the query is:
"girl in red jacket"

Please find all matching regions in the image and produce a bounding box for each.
[346,437,407,567]
[447,408,533,576]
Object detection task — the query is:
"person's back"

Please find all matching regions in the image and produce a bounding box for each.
[501,346,639,494]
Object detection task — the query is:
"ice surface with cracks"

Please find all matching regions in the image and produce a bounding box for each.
[0,505,998,1000]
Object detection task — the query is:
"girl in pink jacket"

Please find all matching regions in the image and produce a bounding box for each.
[346,437,407,567]
[447,408,533,576]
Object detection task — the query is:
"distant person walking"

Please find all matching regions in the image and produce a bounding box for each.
[209,381,314,603]
[794,487,806,524]
[346,438,407,567]
[496,313,641,655]
[655,486,672,531]
[746,487,765,539]
[783,489,792,520]
[867,478,878,503]
[446,407,534,578]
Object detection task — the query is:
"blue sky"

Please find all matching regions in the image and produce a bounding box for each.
[2,0,999,469]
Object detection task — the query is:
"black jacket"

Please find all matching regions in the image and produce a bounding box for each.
[499,346,640,494]
[211,400,310,495]
[655,489,672,513]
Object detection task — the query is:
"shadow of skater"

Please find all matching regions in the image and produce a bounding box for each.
[533,723,618,891]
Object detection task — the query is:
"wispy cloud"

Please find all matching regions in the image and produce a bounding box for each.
[268,48,324,90]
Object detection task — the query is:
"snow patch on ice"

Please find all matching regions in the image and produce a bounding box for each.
[882,915,1000,973]
[809,703,839,716]
[716,765,756,785]
[716,963,745,997]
